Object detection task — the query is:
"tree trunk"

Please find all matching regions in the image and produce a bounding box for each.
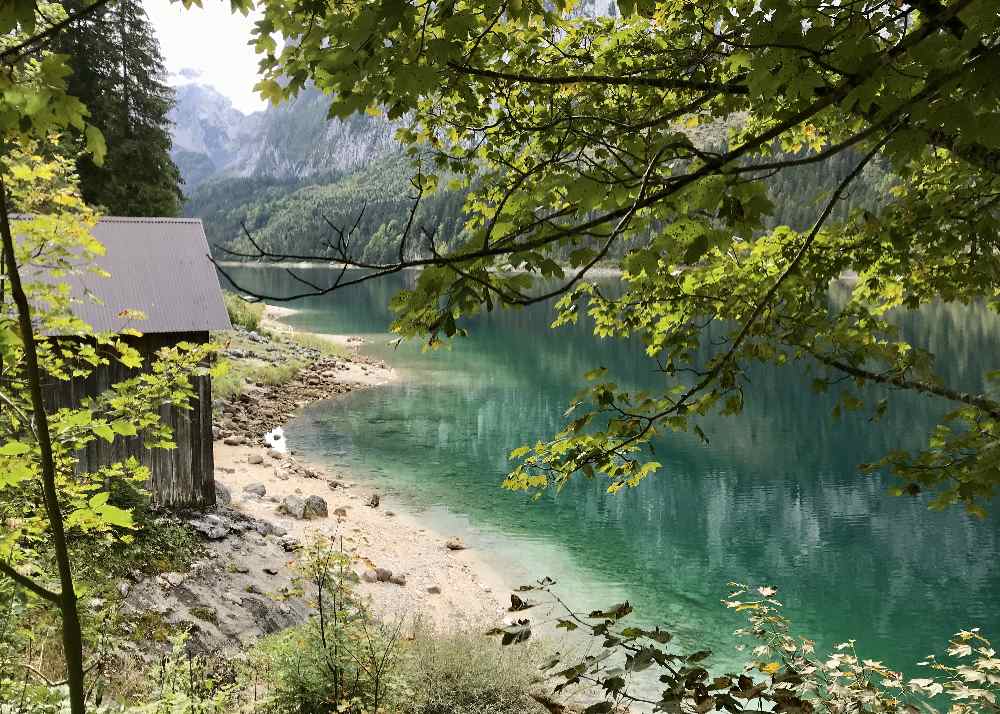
[0,177,87,714]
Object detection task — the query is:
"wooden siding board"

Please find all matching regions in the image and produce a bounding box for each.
[42,332,216,509]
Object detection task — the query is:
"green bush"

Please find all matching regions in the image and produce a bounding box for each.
[211,367,244,401]
[253,625,339,713]
[223,292,265,331]
[250,536,401,713]
[393,627,545,714]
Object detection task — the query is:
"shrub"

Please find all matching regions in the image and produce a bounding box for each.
[249,360,303,387]
[490,580,1000,714]
[394,627,545,714]
[129,631,237,713]
[250,536,402,713]
[223,292,265,332]
[252,625,342,713]
[211,367,244,401]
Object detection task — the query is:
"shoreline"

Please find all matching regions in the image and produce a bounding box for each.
[223,262,861,285]
[212,304,512,633]
[219,260,625,279]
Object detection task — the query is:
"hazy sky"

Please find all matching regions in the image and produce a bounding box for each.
[143,0,265,114]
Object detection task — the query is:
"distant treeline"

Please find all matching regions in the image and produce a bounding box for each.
[189,146,891,265]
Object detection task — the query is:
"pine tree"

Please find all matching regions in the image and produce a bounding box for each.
[53,0,183,216]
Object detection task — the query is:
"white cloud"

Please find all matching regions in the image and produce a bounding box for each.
[144,0,265,114]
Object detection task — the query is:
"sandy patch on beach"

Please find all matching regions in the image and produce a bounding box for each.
[214,443,509,632]
[259,304,297,333]
[217,303,505,631]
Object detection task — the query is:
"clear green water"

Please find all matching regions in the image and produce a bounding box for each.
[225,266,1000,673]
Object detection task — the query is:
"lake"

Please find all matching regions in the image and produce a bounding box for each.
[222,265,1000,674]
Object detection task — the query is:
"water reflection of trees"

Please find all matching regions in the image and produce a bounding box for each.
[229,267,1000,671]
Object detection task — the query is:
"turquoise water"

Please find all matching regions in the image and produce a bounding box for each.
[224,266,1000,673]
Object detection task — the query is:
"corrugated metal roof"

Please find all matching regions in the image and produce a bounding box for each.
[18,216,232,335]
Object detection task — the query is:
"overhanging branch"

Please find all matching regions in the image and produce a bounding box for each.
[0,0,112,66]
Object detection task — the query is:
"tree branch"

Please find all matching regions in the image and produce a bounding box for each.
[0,560,60,604]
[0,0,112,66]
[810,351,1000,419]
[446,61,750,95]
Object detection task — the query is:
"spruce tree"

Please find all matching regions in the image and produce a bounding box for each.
[53,0,183,216]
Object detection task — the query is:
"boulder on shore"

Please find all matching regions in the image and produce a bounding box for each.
[304,495,328,519]
[279,495,306,519]
[188,514,229,540]
[279,494,328,520]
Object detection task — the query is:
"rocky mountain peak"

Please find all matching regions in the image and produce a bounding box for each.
[170,82,399,189]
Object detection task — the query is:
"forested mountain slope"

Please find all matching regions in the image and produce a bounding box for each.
[173,82,440,260]
[176,83,890,263]
[185,153,468,263]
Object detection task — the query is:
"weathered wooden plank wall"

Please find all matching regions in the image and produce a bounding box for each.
[42,331,216,509]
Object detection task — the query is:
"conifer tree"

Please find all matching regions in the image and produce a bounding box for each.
[52,0,182,216]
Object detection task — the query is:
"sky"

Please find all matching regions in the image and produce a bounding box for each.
[143,0,265,114]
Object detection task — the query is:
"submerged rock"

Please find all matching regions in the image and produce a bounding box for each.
[445,537,466,551]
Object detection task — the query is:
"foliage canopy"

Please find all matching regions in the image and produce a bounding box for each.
[221,0,1000,512]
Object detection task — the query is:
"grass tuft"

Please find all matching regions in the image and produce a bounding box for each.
[223,291,266,331]
[393,625,546,714]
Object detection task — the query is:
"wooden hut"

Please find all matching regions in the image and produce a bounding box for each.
[37,217,231,508]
